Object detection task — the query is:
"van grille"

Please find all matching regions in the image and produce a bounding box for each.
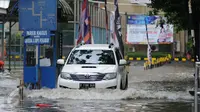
[70,74,105,81]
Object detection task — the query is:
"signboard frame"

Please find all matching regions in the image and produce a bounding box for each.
[126,14,174,44]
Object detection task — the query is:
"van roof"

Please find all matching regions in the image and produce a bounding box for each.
[75,44,116,50]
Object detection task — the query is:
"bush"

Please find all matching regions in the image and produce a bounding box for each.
[126,52,170,58]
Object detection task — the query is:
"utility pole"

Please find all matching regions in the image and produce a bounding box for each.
[1,16,4,62]
[189,1,199,112]
[188,0,196,61]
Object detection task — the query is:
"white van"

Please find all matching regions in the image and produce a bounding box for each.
[57,44,128,90]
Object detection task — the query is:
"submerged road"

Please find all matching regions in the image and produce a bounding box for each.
[0,61,195,112]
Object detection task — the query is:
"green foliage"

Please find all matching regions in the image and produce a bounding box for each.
[9,32,23,45]
[150,0,190,31]
[186,38,194,56]
[186,39,193,51]
[127,52,170,58]
[124,44,129,54]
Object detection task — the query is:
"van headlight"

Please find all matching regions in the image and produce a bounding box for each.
[60,72,72,80]
[103,73,117,80]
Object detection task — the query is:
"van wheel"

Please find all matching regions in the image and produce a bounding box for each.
[124,75,128,90]
[120,75,128,90]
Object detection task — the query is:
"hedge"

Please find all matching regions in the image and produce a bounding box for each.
[126,52,170,58]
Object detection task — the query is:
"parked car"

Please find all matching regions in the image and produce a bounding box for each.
[57,44,128,90]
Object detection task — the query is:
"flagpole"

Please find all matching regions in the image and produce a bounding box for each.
[145,17,149,44]
[144,10,152,65]
[81,0,84,43]
[104,0,109,44]
[74,0,77,45]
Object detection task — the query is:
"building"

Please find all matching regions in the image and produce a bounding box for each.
[0,0,188,68]
[94,0,187,57]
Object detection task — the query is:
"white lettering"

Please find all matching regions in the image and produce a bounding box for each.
[26,31,48,36]
[25,38,49,44]
[26,31,36,36]
[37,31,47,36]
[34,39,38,43]
[40,38,49,43]
[25,39,33,43]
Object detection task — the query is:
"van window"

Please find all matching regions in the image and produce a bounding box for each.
[67,50,115,65]
[115,49,122,64]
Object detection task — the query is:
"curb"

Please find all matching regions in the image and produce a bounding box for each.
[126,57,194,62]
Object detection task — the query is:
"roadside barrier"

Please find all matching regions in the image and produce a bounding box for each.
[142,56,171,70]
[125,54,195,70]
[127,57,195,62]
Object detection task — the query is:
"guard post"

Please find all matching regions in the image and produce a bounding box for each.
[19,0,57,89]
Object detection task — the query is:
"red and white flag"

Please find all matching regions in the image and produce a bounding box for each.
[77,0,92,45]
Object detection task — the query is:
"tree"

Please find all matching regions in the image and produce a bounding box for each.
[8,32,22,45]
[150,0,200,61]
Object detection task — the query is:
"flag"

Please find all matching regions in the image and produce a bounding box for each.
[110,12,119,47]
[77,0,92,45]
[147,44,152,63]
[114,0,124,57]
[77,24,82,44]
[104,0,109,44]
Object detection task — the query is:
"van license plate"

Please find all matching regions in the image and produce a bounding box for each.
[80,83,95,89]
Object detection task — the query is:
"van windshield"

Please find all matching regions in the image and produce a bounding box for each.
[67,50,115,65]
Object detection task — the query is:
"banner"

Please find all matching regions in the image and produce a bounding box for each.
[126,15,173,44]
[110,12,115,39]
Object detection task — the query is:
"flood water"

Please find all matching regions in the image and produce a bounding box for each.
[0,62,195,112]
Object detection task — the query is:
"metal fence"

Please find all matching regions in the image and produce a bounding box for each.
[0,30,23,69]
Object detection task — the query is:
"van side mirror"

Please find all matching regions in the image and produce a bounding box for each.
[119,59,127,66]
[57,59,64,65]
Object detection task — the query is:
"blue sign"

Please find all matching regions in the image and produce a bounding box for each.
[19,0,57,31]
[127,15,158,25]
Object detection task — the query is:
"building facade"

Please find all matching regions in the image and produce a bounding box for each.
[0,0,187,68]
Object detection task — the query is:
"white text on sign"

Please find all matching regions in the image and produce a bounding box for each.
[25,38,50,44]
[26,31,48,36]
